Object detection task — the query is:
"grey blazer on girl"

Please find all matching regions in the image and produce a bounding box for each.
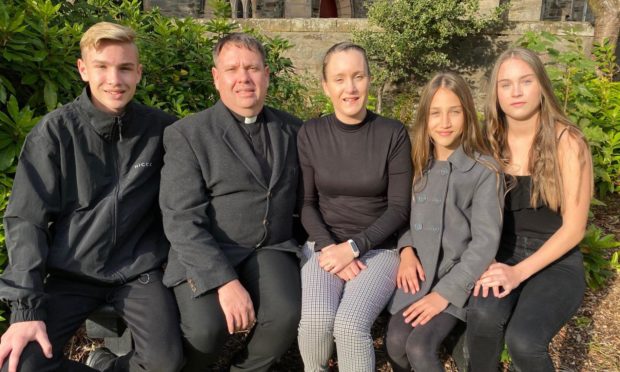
[387,146,504,320]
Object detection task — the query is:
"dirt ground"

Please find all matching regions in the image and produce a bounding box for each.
[70,195,620,371]
[552,194,620,372]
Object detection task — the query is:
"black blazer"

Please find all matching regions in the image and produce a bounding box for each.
[160,100,302,297]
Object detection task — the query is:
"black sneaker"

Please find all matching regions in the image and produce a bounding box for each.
[85,347,117,371]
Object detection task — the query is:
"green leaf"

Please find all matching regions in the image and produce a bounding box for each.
[0,85,6,105]
[22,74,38,86]
[0,136,14,150]
[0,145,17,171]
[0,76,16,96]
[6,96,19,121]
[30,50,48,62]
[0,111,13,127]
[43,80,57,111]
[2,51,21,62]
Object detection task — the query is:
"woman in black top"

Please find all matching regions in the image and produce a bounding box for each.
[466,47,592,371]
[296,42,412,371]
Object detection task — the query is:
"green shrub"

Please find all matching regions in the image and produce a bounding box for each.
[0,98,40,274]
[581,223,620,290]
[518,31,620,290]
[354,0,506,111]
[518,31,620,197]
[0,1,83,113]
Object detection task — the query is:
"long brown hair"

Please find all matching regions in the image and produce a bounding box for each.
[411,72,490,188]
[485,47,588,211]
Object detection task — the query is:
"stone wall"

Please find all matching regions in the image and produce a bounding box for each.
[237,18,593,74]
[285,0,312,18]
[231,18,594,101]
[144,0,205,17]
[147,0,560,20]
[237,18,366,75]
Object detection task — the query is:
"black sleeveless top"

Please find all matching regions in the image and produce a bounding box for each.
[503,175,563,239]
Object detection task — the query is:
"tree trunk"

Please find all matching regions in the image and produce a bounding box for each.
[588,0,620,50]
[376,82,384,114]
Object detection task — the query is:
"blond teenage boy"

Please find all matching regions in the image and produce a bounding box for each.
[0,22,182,372]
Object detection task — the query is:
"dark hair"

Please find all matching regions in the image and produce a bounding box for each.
[213,33,266,66]
[321,42,370,80]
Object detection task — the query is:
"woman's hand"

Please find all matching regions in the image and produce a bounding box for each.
[402,292,448,327]
[319,242,355,274]
[336,259,368,281]
[475,262,526,298]
[397,247,425,294]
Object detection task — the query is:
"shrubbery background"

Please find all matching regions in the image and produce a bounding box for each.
[0,0,311,326]
[0,0,618,331]
[516,31,620,290]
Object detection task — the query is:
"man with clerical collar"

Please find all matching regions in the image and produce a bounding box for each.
[231,111,272,185]
[0,22,183,372]
[159,33,303,371]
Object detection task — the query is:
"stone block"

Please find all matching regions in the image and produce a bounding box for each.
[333,18,367,33]
[285,0,312,18]
[508,0,543,21]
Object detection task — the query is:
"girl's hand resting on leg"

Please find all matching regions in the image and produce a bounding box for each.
[397,246,425,294]
[402,292,449,327]
[475,262,526,298]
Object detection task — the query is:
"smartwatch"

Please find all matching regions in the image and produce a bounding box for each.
[347,239,360,258]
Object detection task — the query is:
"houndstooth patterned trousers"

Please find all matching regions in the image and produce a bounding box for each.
[297,242,399,372]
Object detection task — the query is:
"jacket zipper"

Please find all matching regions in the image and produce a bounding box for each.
[111,117,122,250]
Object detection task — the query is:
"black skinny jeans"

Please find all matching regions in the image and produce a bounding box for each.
[466,235,585,372]
[385,311,459,372]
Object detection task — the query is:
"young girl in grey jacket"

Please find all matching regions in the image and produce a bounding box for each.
[384,72,504,372]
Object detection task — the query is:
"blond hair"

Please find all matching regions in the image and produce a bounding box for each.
[80,22,137,57]
[485,47,588,211]
[411,72,491,189]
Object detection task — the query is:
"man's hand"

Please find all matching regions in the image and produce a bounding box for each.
[0,320,52,372]
[335,259,367,281]
[319,242,355,274]
[397,247,425,294]
[217,279,255,334]
[402,292,449,327]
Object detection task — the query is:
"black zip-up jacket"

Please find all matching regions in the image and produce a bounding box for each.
[0,88,176,323]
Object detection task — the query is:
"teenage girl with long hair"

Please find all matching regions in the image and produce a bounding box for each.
[466,47,593,372]
[384,72,504,372]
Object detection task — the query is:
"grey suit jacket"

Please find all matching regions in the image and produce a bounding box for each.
[387,146,504,320]
[160,100,302,297]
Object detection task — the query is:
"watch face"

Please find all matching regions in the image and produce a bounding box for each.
[348,239,360,257]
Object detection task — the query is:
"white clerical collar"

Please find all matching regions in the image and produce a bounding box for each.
[244,116,257,124]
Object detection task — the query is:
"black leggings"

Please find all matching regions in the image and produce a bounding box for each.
[385,310,459,372]
[466,235,585,372]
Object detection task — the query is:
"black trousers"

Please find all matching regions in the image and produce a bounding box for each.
[385,311,459,372]
[4,269,183,372]
[174,249,301,372]
[466,235,585,372]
